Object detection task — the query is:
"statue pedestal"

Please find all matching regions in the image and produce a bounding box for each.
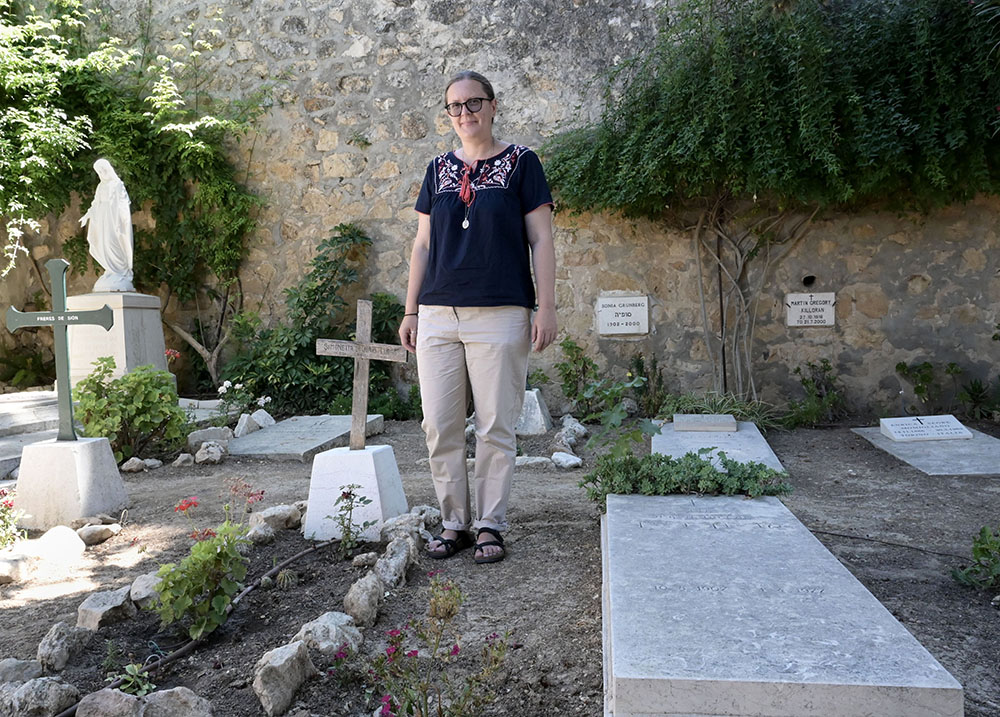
[67,292,167,387]
[15,437,128,530]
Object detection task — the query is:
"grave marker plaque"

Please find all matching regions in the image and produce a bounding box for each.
[879,415,973,442]
[596,295,649,336]
[785,292,835,327]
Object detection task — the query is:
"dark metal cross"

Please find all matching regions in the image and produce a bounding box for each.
[316,299,407,450]
[6,258,113,441]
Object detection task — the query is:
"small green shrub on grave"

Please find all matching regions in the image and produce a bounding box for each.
[580,450,791,511]
[784,359,847,428]
[895,360,964,414]
[554,338,600,416]
[0,342,55,389]
[956,378,1000,421]
[74,357,189,462]
[952,525,1000,589]
[630,354,671,418]
[106,663,156,697]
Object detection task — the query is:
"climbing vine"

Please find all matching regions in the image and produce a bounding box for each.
[1,0,269,384]
[544,0,1000,396]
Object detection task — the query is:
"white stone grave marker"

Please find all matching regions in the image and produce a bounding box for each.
[785,292,835,326]
[596,295,649,335]
[672,413,737,432]
[879,415,973,442]
[303,299,409,541]
[602,495,963,717]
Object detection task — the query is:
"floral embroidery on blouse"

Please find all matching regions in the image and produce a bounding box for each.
[432,145,526,195]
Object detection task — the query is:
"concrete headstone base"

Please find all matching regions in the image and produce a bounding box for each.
[302,445,408,542]
[15,437,127,531]
[67,292,167,388]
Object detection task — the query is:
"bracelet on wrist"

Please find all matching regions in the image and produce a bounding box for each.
[404,312,418,317]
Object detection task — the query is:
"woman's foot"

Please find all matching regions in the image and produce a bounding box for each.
[474,527,506,564]
[426,529,472,559]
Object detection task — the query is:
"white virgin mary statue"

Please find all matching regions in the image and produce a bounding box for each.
[79,158,135,292]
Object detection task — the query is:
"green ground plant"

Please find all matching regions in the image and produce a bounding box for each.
[952,525,1000,589]
[629,354,671,418]
[369,575,510,717]
[74,356,189,462]
[580,450,791,511]
[106,663,156,697]
[0,343,55,389]
[553,338,600,416]
[152,479,264,641]
[784,359,848,428]
[331,484,374,560]
[895,361,962,414]
[956,378,1000,421]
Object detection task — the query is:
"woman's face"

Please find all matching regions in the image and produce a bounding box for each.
[446,79,496,144]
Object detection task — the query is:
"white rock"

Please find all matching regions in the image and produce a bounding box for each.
[250,409,276,428]
[76,523,121,546]
[252,641,318,717]
[77,585,137,631]
[0,552,35,585]
[76,687,142,716]
[379,513,425,543]
[247,523,276,545]
[19,526,86,562]
[249,505,302,531]
[37,623,93,672]
[129,571,162,609]
[195,441,226,464]
[551,451,584,470]
[292,612,363,655]
[374,536,416,588]
[172,453,195,467]
[351,552,379,568]
[515,456,553,469]
[119,457,146,473]
[143,458,163,470]
[143,686,214,716]
[70,516,103,530]
[561,414,589,439]
[186,426,234,451]
[0,657,43,683]
[410,505,441,524]
[7,677,79,716]
[343,571,384,627]
[234,413,261,438]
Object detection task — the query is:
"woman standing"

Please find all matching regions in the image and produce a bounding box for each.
[398,70,557,564]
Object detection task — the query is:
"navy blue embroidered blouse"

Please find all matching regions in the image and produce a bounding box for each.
[414,144,552,308]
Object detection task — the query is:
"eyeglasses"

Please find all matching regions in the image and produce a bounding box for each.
[444,97,490,117]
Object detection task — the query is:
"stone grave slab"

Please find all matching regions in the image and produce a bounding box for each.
[602,494,963,717]
[878,415,973,442]
[651,420,784,472]
[0,429,58,480]
[0,391,59,437]
[852,426,1000,476]
[672,413,738,432]
[302,445,408,541]
[228,415,384,462]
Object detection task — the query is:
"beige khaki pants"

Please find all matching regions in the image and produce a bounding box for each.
[416,305,531,533]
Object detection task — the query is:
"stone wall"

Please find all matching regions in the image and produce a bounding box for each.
[3,0,998,412]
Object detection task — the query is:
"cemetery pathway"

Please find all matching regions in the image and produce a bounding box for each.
[0,420,997,716]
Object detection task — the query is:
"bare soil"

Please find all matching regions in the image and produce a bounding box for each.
[1,420,998,716]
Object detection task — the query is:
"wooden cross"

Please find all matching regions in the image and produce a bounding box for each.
[6,258,113,441]
[316,299,408,450]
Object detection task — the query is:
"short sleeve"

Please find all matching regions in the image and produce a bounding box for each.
[516,149,553,215]
[415,161,435,214]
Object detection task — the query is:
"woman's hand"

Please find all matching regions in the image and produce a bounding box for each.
[531,305,557,352]
[399,314,419,353]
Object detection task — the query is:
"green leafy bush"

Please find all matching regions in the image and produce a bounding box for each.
[0,343,55,389]
[659,392,781,430]
[784,359,847,428]
[226,225,415,417]
[953,525,1000,589]
[580,450,791,511]
[154,519,248,640]
[74,357,189,462]
[554,338,600,416]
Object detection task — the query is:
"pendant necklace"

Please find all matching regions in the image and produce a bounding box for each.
[458,140,496,231]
